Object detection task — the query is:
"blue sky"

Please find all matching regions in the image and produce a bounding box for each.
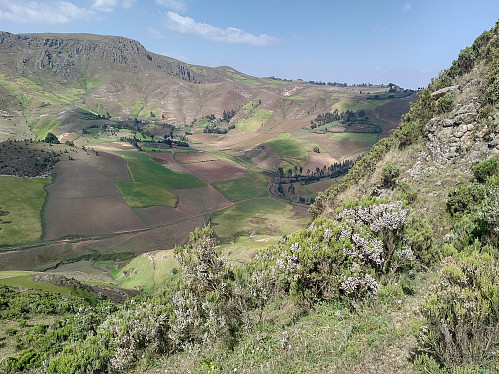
[0,0,497,89]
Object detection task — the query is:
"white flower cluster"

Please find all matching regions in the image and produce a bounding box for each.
[339,272,379,295]
[394,246,416,262]
[281,242,303,280]
[349,231,384,265]
[478,187,499,235]
[103,304,170,371]
[336,200,407,233]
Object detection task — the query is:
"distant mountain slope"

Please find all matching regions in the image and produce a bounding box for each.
[0,31,412,143]
[0,31,226,84]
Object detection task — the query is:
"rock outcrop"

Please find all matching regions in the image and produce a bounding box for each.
[426,74,498,164]
[0,31,226,84]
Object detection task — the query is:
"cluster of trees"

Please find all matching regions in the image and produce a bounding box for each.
[277,160,355,183]
[203,123,235,134]
[308,80,348,87]
[310,109,372,129]
[201,110,237,134]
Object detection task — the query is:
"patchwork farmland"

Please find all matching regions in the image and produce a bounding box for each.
[0,82,414,278]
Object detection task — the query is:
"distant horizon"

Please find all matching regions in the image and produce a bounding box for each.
[1,1,498,89]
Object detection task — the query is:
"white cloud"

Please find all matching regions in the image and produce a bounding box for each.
[165,11,280,47]
[91,0,136,12]
[156,0,187,13]
[403,3,412,12]
[0,0,96,24]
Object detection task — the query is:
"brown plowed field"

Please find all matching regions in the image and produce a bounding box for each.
[375,94,415,136]
[244,144,282,171]
[0,215,206,271]
[137,184,232,225]
[148,153,190,173]
[303,152,339,173]
[174,152,217,164]
[43,160,144,239]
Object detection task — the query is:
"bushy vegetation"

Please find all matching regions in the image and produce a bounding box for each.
[414,156,499,373]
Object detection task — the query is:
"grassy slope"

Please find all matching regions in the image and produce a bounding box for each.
[0,176,51,245]
[152,273,428,374]
[330,132,379,144]
[265,133,314,169]
[211,197,308,242]
[236,110,273,132]
[212,172,268,202]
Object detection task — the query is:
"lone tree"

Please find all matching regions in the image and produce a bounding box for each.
[44,132,60,144]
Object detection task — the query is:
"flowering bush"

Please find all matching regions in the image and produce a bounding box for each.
[102,302,171,371]
[277,197,430,304]
[418,251,499,368]
[170,225,241,350]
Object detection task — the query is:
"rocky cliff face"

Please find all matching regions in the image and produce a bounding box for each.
[427,78,499,165]
[0,31,226,84]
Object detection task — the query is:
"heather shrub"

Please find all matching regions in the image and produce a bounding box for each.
[279,197,432,305]
[170,225,242,350]
[46,335,112,374]
[447,183,486,218]
[102,301,172,371]
[473,157,497,182]
[418,251,499,369]
[437,93,454,113]
[381,162,400,188]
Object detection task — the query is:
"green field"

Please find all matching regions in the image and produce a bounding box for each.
[119,152,205,189]
[265,133,311,168]
[117,251,179,292]
[32,120,62,140]
[330,132,379,144]
[210,197,307,242]
[332,97,390,112]
[0,176,51,245]
[212,172,268,201]
[227,71,261,87]
[116,152,205,208]
[115,182,178,208]
[0,272,90,298]
[236,109,273,132]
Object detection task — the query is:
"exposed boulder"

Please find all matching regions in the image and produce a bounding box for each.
[431,85,458,100]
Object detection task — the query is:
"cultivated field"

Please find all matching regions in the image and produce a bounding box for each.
[0,76,413,276]
[212,172,268,201]
[43,160,145,239]
[211,197,309,243]
[0,176,51,245]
